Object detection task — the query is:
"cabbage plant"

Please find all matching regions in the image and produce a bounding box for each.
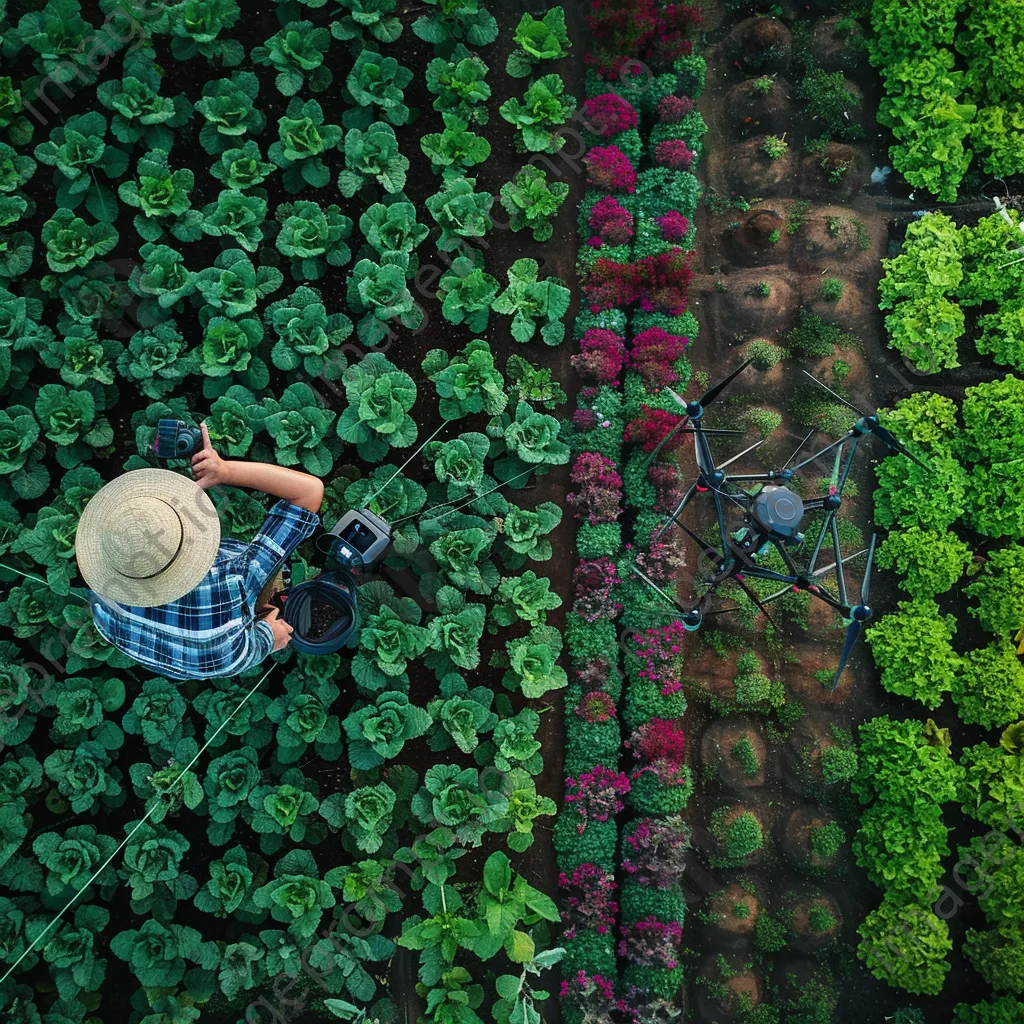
[427,673,498,754]
[359,199,429,265]
[40,209,118,274]
[506,7,570,77]
[344,691,432,769]
[422,338,507,420]
[344,49,413,128]
[338,122,409,196]
[492,257,571,346]
[247,767,325,855]
[118,149,201,244]
[194,248,283,317]
[346,254,424,348]
[154,0,246,66]
[195,72,266,155]
[96,52,193,151]
[499,74,577,154]
[252,20,332,96]
[436,254,500,333]
[425,175,493,251]
[426,46,491,124]
[265,285,353,380]
[252,848,337,941]
[258,381,340,475]
[330,0,403,44]
[129,243,197,327]
[420,114,491,177]
[413,0,498,48]
[500,165,569,242]
[274,199,353,281]
[210,140,275,191]
[353,581,430,693]
[269,98,342,193]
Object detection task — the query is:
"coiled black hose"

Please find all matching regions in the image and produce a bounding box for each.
[278,570,359,655]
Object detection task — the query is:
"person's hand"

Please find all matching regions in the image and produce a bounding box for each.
[191,423,232,490]
[259,605,294,651]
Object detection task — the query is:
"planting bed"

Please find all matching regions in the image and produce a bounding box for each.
[4,0,1024,1023]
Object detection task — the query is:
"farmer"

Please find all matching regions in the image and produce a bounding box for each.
[75,424,324,680]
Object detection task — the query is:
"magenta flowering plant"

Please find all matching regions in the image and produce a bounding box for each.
[629,325,689,390]
[582,257,642,312]
[588,195,635,247]
[558,862,619,939]
[574,689,617,724]
[631,621,688,694]
[572,328,626,385]
[657,94,695,123]
[572,556,624,622]
[567,452,622,525]
[583,145,636,193]
[563,766,630,834]
[638,248,693,315]
[617,915,682,968]
[621,816,690,888]
[655,210,690,243]
[627,717,686,772]
[581,93,638,137]
[558,970,618,1018]
[654,138,695,170]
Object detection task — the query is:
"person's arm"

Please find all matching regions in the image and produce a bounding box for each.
[191,423,324,512]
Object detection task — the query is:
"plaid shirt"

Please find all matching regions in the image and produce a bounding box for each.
[90,500,319,681]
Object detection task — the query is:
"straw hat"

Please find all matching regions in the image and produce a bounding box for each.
[76,469,221,607]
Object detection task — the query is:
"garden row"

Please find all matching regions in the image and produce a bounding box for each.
[0,1,581,1022]
[552,2,704,1018]
[852,378,1024,1016]
[870,0,1024,201]
[878,208,1024,376]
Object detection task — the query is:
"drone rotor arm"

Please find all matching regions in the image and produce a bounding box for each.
[792,431,856,474]
[828,516,849,606]
[732,575,782,633]
[654,482,697,543]
[830,620,864,689]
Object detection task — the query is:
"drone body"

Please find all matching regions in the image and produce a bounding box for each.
[634,362,924,686]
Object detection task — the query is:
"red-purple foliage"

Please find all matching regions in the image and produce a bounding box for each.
[583,145,637,193]
[649,462,684,511]
[575,689,618,724]
[581,93,639,138]
[567,451,622,524]
[576,657,618,691]
[647,5,703,66]
[633,621,688,694]
[622,817,690,887]
[573,327,626,385]
[588,195,635,247]
[585,0,658,77]
[658,94,695,122]
[624,406,687,454]
[618,916,683,969]
[564,766,630,834]
[633,536,687,584]
[583,258,642,312]
[629,717,686,768]
[573,556,623,622]
[655,210,690,242]
[638,248,693,314]
[559,863,619,939]
[629,326,690,390]
[654,138,696,170]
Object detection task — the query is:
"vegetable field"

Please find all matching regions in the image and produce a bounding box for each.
[4,0,1024,1023]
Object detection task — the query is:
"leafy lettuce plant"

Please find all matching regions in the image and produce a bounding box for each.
[437,255,500,333]
[411,764,509,848]
[500,769,557,852]
[252,20,332,96]
[265,285,353,380]
[211,140,275,191]
[413,0,498,48]
[477,706,543,775]
[48,674,125,745]
[346,254,424,348]
[274,199,353,281]
[0,577,65,638]
[330,0,403,44]
[29,322,121,389]
[41,209,118,274]
[344,691,433,769]
[129,243,197,328]
[489,571,561,630]
[118,149,202,244]
[43,740,123,814]
[500,165,569,242]
[118,322,197,399]
[360,199,429,265]
[202,744,261,847]
[323,858,402,925]
[34,384,114,468]
[420,114,491,177]
[110,918,220,989]
[423,517,499,596]
[253,848,337,941]
[0,229,34,281]
[353,582,430,693]
[426,175,494,251]
[119,820,197,918]
[122,677,190,757]
[195,248,284,316]
[194,676,274,751]
[32,825,117,904]
[96,53,193,151]
[338,122,409,196]
[422,338,507,420]
[425,432,490,498]
[267,674,344,765]
[6,0,101,89]
[491,401,569,484]
[499,74,577,154]
[426,586,487,675]
[0,144,34,196]
[195,72,266,155]
[495,504,562,568]
[345,49,414,128]
[336,352,418,461]
[507,7,570,77]
[492,257,571,345]
[426,47,491,125]
[193,844,264,919]
[155,0,246,66]
[259,381,341,475]
[39,904,110,1002]
[269,98,342,193]
[427,673,498,755]
[200,315,266,382]
[501,624,568,698]
[326,781,398,854]
[33,112,127,219]
[247,768,326,855]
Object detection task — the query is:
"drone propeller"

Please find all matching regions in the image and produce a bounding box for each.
[830,533,878,688]
[699,357,755,409]
[800,371,930,470]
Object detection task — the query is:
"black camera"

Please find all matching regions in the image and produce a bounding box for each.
[153,419,205,461]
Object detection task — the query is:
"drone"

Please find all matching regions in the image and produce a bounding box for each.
[630,361,928,687]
